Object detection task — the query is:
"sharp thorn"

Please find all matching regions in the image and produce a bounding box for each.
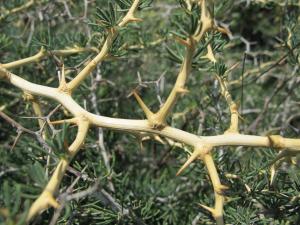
[227,62,240,73]
[198,203,215,215]
[177,87,189,94]
[201,44,216,63]
[216,184,229,195]
[176,149,201,176]
[129,17,143,23]
[173,36,190,48]
[270,164,276,186]
[48,196,59,208]
[215,26,230,36]
[132,91,153,119]
[153,135,166,144]
[50,118,78,125]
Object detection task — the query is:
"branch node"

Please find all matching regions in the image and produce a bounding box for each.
[268,135,285,149]
[58,65,72,95]
[215,184,229,195]
[132,90,166,129]
[176,145,212,176]
[0,68,12,81]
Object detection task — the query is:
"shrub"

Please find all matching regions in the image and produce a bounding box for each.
[0,0,300,224]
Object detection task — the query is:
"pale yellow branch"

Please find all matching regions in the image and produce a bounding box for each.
[133,91,154,119]
[67,29,117,92]
[118,0,142,27]
[154,40,195,126]
[216,75,239,133]
[2,68,300,153]
[202,44,216,63]
[1,2,299,225]
[0,0,35,21]
[23,92,46,138]
[67,0,141,92]
[202,153,225,225]
[137,0,215,129]
[176,144,212,175]
[1,57,300,225]
[1,47,98,70]
[50,118,78,125]
[193,0,214,42]
[26,117,89,222]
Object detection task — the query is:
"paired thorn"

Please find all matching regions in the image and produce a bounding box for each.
[58,64,71,94]
[135,132,166,151]
[22,91,35,101]
[270,164,277,186]
[59,64,67,86]
[150,134,166,145]
[132,90,166,129]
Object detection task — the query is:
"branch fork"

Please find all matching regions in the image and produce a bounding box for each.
[216,75,240,134]
[0,68,12,80]
[1,1,300,225]
[176,144,212,176]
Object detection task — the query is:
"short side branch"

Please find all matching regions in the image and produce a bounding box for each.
[134,0,215,129]
[26,118,89,222]
[216,75,239,133]
[67,0,141,92]
[1,47,98,70]
[201,153,226,225]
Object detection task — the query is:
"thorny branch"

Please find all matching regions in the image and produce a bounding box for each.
[0,0,300,225]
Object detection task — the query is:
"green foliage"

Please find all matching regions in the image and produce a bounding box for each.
[0,34,12,50]
[214,62,227,77]
[95,3,119,29]
[170,4,200,38]
[1,181,30,225]
[116,0,153,10]
[0,0,300,225]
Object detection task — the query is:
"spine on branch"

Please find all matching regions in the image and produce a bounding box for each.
[133,0,215,129]
[0,1,299,225]
[26,117,89,222]
[67,0,142,92]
